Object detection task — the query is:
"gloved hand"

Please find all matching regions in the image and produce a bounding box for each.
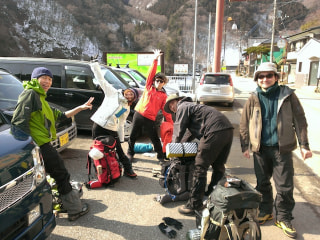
[158,223,177,239]
[162,217,183,230]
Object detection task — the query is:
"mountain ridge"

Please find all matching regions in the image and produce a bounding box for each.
[0,0,319,73]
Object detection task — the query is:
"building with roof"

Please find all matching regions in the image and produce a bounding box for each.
[285,26,320,87]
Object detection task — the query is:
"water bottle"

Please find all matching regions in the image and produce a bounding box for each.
[186,228,201,240]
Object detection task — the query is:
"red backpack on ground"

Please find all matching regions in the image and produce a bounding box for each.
[86,135,122,189]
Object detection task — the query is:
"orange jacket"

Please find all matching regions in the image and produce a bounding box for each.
[134,59,173,123]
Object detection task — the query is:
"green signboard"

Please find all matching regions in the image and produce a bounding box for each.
[105,52,162,77]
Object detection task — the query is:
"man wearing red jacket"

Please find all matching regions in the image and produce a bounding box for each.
[127,49,173,162]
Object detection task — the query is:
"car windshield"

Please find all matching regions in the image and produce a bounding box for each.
[129,70,146,86]
[96,66,130,90]
[0,73,24,110]
[204,75,230,84]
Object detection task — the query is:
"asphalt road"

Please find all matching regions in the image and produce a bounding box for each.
[47,76,320,240]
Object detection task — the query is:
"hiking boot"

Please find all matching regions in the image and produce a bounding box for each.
[124,169,137,178]
[275,220,297,239]
[178,203,204,216]
[258,212,273,225]
[68,203,89,221]
[178,204,195,216]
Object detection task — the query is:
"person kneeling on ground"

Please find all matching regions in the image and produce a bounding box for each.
[12,67,93,221]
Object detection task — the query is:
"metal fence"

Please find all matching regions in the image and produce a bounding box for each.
[167,76,194,93]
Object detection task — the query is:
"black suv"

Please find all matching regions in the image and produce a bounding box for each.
[0,57,134,131]
[0,69,77,152]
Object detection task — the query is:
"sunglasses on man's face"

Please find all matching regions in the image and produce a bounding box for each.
[258,73,274,79]
[155,79,164,83]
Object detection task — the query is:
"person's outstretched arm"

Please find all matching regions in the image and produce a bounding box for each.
[65,97,94,118]
[145,49,162,89]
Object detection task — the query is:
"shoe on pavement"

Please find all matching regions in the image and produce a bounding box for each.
[258,212,273,225]
[178,204,195,216]
[275,220,297,239]
[68,203,89,221]
[124,169,137,178]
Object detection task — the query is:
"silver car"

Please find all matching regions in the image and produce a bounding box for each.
[195,72,234,107]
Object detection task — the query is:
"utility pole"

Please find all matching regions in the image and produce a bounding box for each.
[207,12,212,72]
[270,0,277,62]
[213,0,224,72]
[192,0,198,93]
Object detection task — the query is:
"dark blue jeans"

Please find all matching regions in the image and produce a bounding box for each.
[253,146,295,221]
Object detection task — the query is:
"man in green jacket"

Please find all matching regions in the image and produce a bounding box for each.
[12,67,94,221]
[240,62,312,239]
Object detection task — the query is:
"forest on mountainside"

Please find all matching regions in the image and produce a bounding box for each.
[0,0,319,72]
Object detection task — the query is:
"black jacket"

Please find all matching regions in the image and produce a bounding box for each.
[172,97,233,143]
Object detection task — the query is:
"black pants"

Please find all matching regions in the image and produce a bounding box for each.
[40,143,72,195]
[92,123,133,171]
[188,129,233,209]
[127,112,164,159]
[253,146,294,221]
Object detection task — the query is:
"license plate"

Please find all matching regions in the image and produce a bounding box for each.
[211,89,220,94]
[59,132,69,147]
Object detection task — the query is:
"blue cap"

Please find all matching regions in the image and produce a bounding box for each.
[31,67,53,79]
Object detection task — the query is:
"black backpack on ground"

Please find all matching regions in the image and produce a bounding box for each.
[156,157,195,204]
[196,176,262,240]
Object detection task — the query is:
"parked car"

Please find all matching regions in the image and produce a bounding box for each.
[112,66,181,96]
[0,69,76,152]
[195,72,234,107]
[0,57,136,135]
[0,110,56,239]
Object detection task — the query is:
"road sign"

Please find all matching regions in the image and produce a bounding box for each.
[174,64,188,75]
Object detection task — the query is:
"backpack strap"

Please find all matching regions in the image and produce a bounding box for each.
[164,163,177,200]
[87,154,93,181]
[225,211,240,240]
[181,144,186,157]
[104,152,112,179]
[239,209,261,240]
[224,222,240,240]
[200,209,210,240]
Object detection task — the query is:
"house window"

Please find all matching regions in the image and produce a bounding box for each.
[298,62,302,72]
[290,43,295,52]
